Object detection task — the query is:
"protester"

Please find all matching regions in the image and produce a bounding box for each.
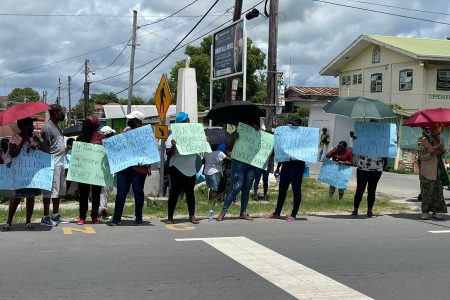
[253,153,273,201]
[203,144,229,202]
[418,127,447,220]
[76,116,104,225]
[109,111,150,226]
[352,155,385,218]
[216,121,261,222]
[98,126,115,220]
[325,141,353,200]
[319,127,330,161]
[2,118,45,231]
[40,104,69,226]
[266,117,305,222]
[165,112,199,224]
[0,138,12,203]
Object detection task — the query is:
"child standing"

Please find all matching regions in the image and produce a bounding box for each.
[203,145,229,202]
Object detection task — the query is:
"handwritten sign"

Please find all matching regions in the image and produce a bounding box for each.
[317,159,352,189]
[232,123,274,169]
[400,126,422,150]
[353,122,397,158]
[12,149,54,191]
[274,126,319,163]
[0,164,13,190]
[171,123,212,155]
[67,142,114,187]
[103,125,160,174]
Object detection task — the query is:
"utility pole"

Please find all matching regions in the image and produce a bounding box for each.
[127,10,138,114]
[42,90,47,103]
[266,0,279,132]
[224,0,243,101]
[83,59,90,119]
[57,77,61,105]
[68,76,72,126]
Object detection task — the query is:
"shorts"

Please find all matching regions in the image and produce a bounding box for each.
[42,165,66,198]
[205,173,221,191]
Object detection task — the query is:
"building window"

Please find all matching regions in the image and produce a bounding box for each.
[352,75,357,85]
[371,73,382,92]
[399,69,413,91]
[341,75,351,86]
[372,46,380,63]
[437,69,450,91]
[358,74,362,84]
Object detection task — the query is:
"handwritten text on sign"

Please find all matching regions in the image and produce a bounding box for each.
[0,164,14,190]
[67,142,114,187]
[353,122,397,158]
[9,150,54,191]
[232,123,274,169]
[103,125,160,174]
[317,159,353,189]
[274,126,319,163]
[171,123,212,155]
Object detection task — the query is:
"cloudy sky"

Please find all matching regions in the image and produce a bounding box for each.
[1,0,449,108]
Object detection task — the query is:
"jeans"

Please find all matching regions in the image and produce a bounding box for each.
[112,167,147,223]
[253,168,269,195]
[275,161,305,218]
[353,168,382,211]
[222,160,256,215]
[78,183,102,220]
[167,166,196,220]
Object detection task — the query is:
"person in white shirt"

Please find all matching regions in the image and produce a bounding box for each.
[203,144,229,202]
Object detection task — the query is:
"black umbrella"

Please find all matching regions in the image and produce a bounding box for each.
[63,124,83,137]
[204,128,230,145]
[205,101,264,126]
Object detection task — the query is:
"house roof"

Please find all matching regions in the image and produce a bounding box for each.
[103,105,177,119]
[320,35,450,76]
[0,96,9,100]
[286,86,339,97]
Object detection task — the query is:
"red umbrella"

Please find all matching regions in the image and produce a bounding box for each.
[0,101,52,125]
[403,107,450,127]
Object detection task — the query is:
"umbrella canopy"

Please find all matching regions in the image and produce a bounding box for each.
[63,124,83,137]
[204,128,230,145]
[403,108,450,127]
[205,101,265,126]
[0,122,20,137]
[322,97,396,119]
[0,101,51,125]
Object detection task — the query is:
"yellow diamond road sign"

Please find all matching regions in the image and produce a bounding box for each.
[154,74,172,122]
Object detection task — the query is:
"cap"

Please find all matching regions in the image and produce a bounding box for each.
[175,111,189,123]
[99,126,116,135]
[288,117,302,126]
[125,111,145,120]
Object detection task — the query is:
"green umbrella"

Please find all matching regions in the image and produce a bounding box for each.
[322,96,396,119]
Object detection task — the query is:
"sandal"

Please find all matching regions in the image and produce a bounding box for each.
[366,211,374,218]
[25,223,33,230]
[264,212,281,219]
[239,213,253,221]
[216,212,225,222]
[166,219,174,224]
[2,223,11,231]
[286,216,296,222]
[350,211,358,217]
[189,217,200,224]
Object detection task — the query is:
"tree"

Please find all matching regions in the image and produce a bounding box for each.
[8,87,40,102]
[168,36,266,111]
[118,96,146,105]
[91,92,119,105]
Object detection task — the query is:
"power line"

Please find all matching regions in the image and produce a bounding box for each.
[311,0,450,26]
[342,0,450,17]
[91,36,132,70]
[139,0,199,27]
[0,12,230,18]
[114,0,221,95]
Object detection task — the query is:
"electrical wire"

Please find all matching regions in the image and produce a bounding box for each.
[139,0,199,27]
[342,0,450,17]
[91,36,132,71]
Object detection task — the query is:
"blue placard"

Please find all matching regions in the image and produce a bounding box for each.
[317,159,353,189]
[274,126,320,163]
[11,149,54,191]
[353,122,397,158]
[103,125,160,174]
[0,164,14,190]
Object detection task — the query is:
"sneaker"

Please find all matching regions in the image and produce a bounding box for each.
[420,213,430,220]
[107,220,122,226]
[91,218,101,224]
[41,216,57,227]
[76,218,85,225]
[432,213,444,220]
[51,213,70,224]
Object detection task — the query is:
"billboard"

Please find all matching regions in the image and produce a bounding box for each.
[212,19,245,79]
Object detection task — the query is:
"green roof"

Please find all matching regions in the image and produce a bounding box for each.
[368,35,450,57]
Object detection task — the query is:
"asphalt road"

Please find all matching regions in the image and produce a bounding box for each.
[1,213,449,300]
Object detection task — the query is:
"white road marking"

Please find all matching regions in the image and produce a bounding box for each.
[428,230,450,233]
[176,236,372,300]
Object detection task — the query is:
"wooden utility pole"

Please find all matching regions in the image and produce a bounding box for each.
[266,0,279,132]
[127,10,138,114]
[83,59,90,119]
[57,77,61,105]
[224,0,243,101]
[68,76,72,126]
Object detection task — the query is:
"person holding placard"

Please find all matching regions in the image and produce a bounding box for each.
[326,141,353,200]
[165,112,199,224]
[109,111,150,226]
[319,128,330,162]
[98,126,116,220]
[266,117,305,222]
[203,144,230,203]
[2,117,45,231]
[40,104,69,226]
[76,116,105,225]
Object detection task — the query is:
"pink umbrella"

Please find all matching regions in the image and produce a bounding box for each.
[403,107,450,127]
[0,101,52,126]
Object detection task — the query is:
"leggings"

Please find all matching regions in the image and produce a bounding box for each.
[168,166,196,219]
[353,168,382,211]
